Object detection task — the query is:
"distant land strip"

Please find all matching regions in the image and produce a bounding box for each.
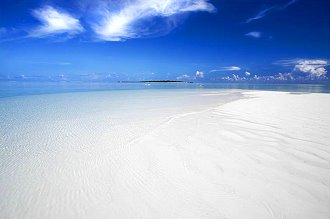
[118,80,193,83]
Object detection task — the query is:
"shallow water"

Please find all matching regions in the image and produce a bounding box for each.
[0,89,242,218]
[1,81,330,98]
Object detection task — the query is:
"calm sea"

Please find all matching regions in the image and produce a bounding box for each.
[1,82,330,98]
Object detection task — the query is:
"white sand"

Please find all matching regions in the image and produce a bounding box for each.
[0,90,330,219]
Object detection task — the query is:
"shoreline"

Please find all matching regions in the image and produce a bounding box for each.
[1,82,330,99]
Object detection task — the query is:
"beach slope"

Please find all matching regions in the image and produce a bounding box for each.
[1,91,330,219]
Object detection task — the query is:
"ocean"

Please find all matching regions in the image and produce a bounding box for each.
[1,81,330,98]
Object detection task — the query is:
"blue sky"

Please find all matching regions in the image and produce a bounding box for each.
[0,0,329,81]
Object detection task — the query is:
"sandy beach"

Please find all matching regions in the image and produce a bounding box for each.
[1,90,330,219]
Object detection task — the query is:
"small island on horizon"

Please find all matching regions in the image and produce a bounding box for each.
[118,80,194,83]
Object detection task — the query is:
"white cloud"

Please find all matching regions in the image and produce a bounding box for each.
[176,74,191,80]
[29,6,84,38]
[210,66,241,72]
[226,66,241,71]
[92,0,215,41]
[245,31,261,38]
[196,70,204,78]
[294,59,328,76]
[245,71,251,76]
[177,71,204,80]
[232,74,239,80]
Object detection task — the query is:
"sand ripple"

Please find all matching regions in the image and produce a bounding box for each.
[0,90,329,219]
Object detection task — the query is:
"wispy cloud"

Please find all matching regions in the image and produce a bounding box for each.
[245,31,262,38]
[0,27,28,42]
[26,61,72,65]
[29,6,84,38]
[92,0,216,41]
[280,0,300,10]
[245,0,300,24]
[245,7,274,24]
[0,27,6,35]
[210,66,241,72]
[273,58,299,67]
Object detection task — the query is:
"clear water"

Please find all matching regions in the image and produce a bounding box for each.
[1,82,330,98]
[1,81,329,219]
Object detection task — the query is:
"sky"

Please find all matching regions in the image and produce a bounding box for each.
[0,0,329,82]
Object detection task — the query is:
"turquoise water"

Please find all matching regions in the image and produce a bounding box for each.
[1,82,330,98]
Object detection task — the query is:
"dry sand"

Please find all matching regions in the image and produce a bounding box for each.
[0,90,330,219]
